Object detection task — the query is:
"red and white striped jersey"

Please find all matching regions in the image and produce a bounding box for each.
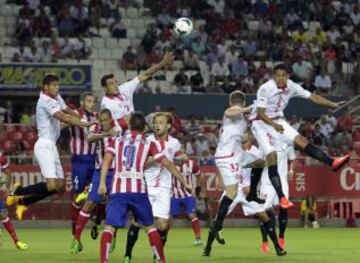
[69,108,97,155]
[0,152,9,179]
[172,159,201,198]
[89,119,128,169]
[107,131,164,194]
[144,134,182,190]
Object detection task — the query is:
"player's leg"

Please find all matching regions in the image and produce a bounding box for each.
[123,220,142,262]
[185,197,202,245]
[153,190,171,247]
[0,203,27,250]
[295,135,349,170]
[246,167,265,204]
[131,193,165,263]
[278,207,288,248]
[258,211,286,256]
[259,209,276,252]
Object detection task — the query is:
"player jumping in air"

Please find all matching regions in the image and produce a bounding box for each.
[7,75,93,220]
[248,64,349,209]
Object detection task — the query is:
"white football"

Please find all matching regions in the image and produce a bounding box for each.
[174,17,193,37]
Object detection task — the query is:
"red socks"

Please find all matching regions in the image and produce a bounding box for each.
[74,211,90,241]
[2,217,18,243]
[100,230,113,263]
[71,202,81,236]
[191,217,201,240]
[148,228,165,263]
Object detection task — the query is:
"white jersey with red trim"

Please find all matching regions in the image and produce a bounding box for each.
[0,152,9,179]
[69,108,97,155]
[107,131,164,194]
[237,145,264,188]
[215,106,247,159]
[172,159,201,198]
[100,77,140,120]
[36,92,67,142]
[249,79,312,120]
[144,134,181,190]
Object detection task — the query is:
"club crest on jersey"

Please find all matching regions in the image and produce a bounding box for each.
[124,145,136,170]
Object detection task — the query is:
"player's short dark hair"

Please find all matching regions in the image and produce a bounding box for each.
[229,91,245,105]
[42,74,59,86]
[101,74,114,87]
[273,63,288,73]
[130,112,146,132]
[80,91,95,102]
[99,108,112,118]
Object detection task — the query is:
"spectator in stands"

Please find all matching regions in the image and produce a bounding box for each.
[190,70,205,93]
[343,20,354,41]
[60,35,74,58]
[313,27,327,46]
[285,8,301,30]
[220,78,236,94]
[110,17,127,39]
[292,56,313,81]
[89,1,102,29]
[211,56,230,81]
[255,60,271,81]
[300,196,320,228]
[154,35,172,55]
[292,28,309,44]
[302,78,317,93]
[184,51,199,70]
[231,55,248,80]
[103,0,121,19]
[335,6,350,28]
[173,68,190,93]
[191,35,206,57]
[15,11,33,45]
[185,138,196,156]
[157,7,172,27]
[225,45,239,66]
[4,101,14,123]
[336,109,354,132]
[205,45,219,67]
[326,111,337,132]
[70,0,90,35]
[58,12,75,37]
[315,115,333,146]
[33,9,52,37]
[24,45,41,62]
[147,47,160,66]
[141,25,158,54]
[311,124,325,146]
[241,35,257,57]
[73,35,92,59]
[37,40,53,63]
[136,48,149,70]
[195,133,210,156]
[327,25,341,45]
[325,44,337,74]
[11,53,21,62]
[17,45,26,62]
[120,45,137,70]
[199,149,216,166]
[350,5,360,26]
[314,69,332,94]
[50,33,61,60]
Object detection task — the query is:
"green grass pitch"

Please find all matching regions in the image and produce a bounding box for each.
[1,227,359,263]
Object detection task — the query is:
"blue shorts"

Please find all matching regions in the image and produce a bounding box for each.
[0,200,6,213]
[170,196,196,216]
[71,154,96,193]
[88,169,114,202]
[106,193,153,228]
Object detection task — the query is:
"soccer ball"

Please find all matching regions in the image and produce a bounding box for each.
[174,17,193,37]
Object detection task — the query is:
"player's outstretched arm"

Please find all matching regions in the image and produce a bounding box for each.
[257,107,284,133]
[160,157,192,192]
[88,129,117,143]
[138,51,175,82]
[63,108,81,119]
[53,111,93,128]
[308,94,347,109]
[224,106,251,118]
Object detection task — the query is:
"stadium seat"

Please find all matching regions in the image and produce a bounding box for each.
[92,38,105,49]
[99,48,112,59]
[111,48,123,58]
[118,7,126,17]
[105,60,118,70]
[5,16,16,26]
[309,21,321,31]
[105,38,118,48]
[172,60,184,70]
[89,49,98,59]
[124,70,138,80]
[99,28,111,38]
[94,59,106,69]
[248,21,260,31]
[136,28,147,38]
[119,39,131,49]
[2,140,15,155]
[342,62,354,74]
[165,71,177,81]
[1,5,11,16]
[122,18,132,27]
[131,38,141,47]
[127,29,137,39]
[132,19,144,29]
[127,7,138,18]
[0,26,6,38]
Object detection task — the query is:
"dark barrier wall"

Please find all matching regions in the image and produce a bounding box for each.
[134,94,348,119]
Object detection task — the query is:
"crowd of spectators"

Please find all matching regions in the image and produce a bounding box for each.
[2,0,360,94]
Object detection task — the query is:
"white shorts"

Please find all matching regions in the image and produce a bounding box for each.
[215,154,241,187]
[251,120,293,155]
[147,186,171,219]
[259,173,289,210]
[34,138,64,179]
[224,187,264,216]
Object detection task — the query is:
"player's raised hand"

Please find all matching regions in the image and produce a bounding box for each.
[160,51,175,67]
[98,183,107,197]
[273,123,284,133]
[334,100,347,108]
